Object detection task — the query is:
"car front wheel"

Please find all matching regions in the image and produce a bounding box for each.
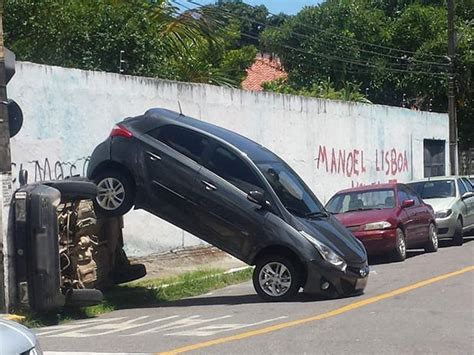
[453,218,463,246]
[424,223,438,253]
[253,254,300,302]
[391,228,407,262]
[94,170,135,217]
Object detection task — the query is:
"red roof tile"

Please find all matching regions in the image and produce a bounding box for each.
[241,55,287,91]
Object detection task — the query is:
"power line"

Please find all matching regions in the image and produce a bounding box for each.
[183,0,449,64]
[238,32,448,77]
[173,0,448,77]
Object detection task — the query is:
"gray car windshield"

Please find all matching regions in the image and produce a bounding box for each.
[326,189,396,214]
[257,161,325,218]
[408,180,456,199]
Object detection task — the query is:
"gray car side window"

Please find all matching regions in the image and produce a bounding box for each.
[148,126,209,163]
[461,178,473,192]
[457,179,468,196]
[205,145,264,194]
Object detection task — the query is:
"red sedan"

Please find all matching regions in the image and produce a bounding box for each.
[325,183,438,261]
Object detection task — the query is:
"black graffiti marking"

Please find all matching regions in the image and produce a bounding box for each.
[11,157,90,184]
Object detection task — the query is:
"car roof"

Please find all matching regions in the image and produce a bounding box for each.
[143,108,279,162]
[407,176,458,184]
[335,183,399,195]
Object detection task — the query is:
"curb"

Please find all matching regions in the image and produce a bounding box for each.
[0,313,26,322]
[1,266,254,324]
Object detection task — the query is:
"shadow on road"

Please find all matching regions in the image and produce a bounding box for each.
[157,289,367,308]
[368,235,473,266]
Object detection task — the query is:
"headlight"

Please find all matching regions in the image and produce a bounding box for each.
[435,209,452,219]
[363,221,392,231]
[300,231,347,272]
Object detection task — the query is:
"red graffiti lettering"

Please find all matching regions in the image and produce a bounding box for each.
[317,146,328,171]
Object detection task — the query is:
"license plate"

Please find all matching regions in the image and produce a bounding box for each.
[355,277,368,290]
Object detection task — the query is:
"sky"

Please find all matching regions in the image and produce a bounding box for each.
[188,1,321,15]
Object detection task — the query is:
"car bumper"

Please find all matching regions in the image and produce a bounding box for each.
[303,260,369,297]
[352,229,397,255]
[435,215,457,239]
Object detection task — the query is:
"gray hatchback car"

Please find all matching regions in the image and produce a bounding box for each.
[88,108,369,301]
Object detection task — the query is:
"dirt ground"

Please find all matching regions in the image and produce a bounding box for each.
[128,246,247,280]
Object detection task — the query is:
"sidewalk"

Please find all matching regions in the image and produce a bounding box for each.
[129,245,247,280]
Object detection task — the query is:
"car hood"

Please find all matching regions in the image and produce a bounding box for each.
[333,209,395,228]
[422,197,456,212]
[293,215,367,265]
[0,319,36,353]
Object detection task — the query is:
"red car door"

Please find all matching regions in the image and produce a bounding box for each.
[406,187,431,243]
[397,186,422,246]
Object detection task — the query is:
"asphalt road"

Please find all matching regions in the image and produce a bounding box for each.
[38,238,474,355]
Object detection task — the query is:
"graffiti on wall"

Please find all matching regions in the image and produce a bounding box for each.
[11,157,90,185]
[316,145,409,187]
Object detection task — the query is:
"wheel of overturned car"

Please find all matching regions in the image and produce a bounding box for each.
[424,223,438,253]
[391,228,407,262]
[93,169,135,217]
[452,218,463,246]
[253,254,300,302]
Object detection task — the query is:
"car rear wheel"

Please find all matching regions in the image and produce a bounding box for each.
[452,218,463,246]
[391,228,407,262]
[424,223,438,253]
[93,170,135,217]
[253,254,300,302]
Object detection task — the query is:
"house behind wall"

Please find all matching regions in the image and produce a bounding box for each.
[6,62,450,257]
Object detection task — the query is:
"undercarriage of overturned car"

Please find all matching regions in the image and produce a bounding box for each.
[10,178,146,312]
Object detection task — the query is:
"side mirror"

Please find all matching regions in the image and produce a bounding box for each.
[401,199,415,208]
[461,192,474,200]
[247,191,270,208]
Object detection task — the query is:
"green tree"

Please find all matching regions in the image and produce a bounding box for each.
[203,0,270,47]
[260,0,472,147]
[166,19,257,86]
[4,0,220,77]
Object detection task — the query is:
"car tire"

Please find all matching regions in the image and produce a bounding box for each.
[93,169,135,217]
[65,288,103,307]
[253,254,301,302]
[424,223,438,253]
[391,228,407,262]
[452,218,463,246]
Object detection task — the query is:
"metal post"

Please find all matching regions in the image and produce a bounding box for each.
[119,50,125,74]
[0,1,12,312]
[447,0,458,175]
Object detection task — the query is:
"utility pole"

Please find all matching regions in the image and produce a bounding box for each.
[447,0,458,175]
[0,0,12,312]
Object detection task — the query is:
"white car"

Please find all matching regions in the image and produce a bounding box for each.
[407,176,474,245]
[0,319,42,354]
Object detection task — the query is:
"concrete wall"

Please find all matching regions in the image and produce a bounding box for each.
[8,62,449,256]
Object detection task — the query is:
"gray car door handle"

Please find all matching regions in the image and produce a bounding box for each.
[201,180,217,191]
[147,151,162,161]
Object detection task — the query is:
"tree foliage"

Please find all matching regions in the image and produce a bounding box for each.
[4,0,256,85]
[262,77,371,103]
[261,0,473,148]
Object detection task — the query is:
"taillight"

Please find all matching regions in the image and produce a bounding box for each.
[110,125,133,138]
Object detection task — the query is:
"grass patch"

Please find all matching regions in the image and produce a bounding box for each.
[17,267,252,328]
